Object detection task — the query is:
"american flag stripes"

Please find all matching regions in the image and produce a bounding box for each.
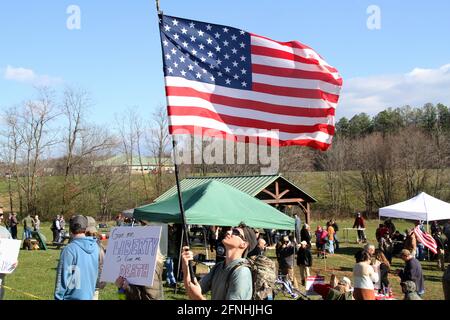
[159,14,342,151]
[414,225,438,254]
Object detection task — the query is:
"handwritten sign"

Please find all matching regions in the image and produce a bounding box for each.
[305,275,325,296]
[100,226,162,287]
[0,239,21,274]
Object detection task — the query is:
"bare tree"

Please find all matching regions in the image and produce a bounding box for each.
[394,128,432,198]
[134,113,150,200]
[1,107,23,213]
[60,87,88,215]
[316,138,350,215]
[115,108,137,204]
[371,134,397,207]
[90,165,127,221]
[350,136,377,215]
[147,106,171,196]
[14,88,60,215]
[59,88,116,215]
[351,133,399,215]
[430,123,450,198]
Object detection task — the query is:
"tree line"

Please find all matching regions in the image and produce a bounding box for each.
[315,103,450,217]
[0,87,173,221]
[1,86,449,221]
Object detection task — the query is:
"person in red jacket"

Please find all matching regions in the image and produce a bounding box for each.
[353,212,367,243]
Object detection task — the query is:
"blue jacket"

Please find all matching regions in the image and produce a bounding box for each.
[399,258,425,295]
[54,236,99,300]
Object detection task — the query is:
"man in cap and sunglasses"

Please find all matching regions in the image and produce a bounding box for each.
[181,223,257,300]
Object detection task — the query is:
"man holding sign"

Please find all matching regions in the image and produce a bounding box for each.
[101,225,163,300]
[0,211,19,300]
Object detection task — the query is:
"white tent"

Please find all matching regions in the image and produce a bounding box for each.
[379,192,450,222]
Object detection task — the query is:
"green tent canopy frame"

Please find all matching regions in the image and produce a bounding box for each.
[134,180,295,230]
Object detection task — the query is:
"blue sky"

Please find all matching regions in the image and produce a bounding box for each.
[1,0,450,124]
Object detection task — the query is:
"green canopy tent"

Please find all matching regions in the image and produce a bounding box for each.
[133,180,295,230]
[31,231,47,250]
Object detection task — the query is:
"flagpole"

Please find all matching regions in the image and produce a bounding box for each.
[172,139,197,284]
[154,0,197,284]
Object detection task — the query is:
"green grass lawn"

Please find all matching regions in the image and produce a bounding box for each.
[3,220,446,300]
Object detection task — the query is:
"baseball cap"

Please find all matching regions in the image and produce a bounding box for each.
[239,223,257,258]
[69,215,88,233]
[86,216,98,234]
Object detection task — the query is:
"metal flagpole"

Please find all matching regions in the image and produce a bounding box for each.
[426,220,430,261]
[172,139,197,283]
[154,0,197,285]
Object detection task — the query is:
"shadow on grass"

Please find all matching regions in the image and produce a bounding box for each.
[424,275,445,282]
[334,246,361,258]
[163,285,190,300]
[336,266,354,272]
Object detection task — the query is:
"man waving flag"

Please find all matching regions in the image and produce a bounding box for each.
[414,225,438,255]
[159,14,342,151]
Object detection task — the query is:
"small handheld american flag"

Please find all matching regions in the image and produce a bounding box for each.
[159,14,342,151]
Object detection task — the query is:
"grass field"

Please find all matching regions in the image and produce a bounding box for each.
[3,219,447,300]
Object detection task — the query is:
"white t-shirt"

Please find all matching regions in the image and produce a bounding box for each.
[353,262,379,290]
[371,261,381,289]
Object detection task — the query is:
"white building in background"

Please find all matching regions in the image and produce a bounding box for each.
[93,155,174,174]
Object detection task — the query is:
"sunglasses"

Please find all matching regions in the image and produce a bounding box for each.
[231,228,246,241]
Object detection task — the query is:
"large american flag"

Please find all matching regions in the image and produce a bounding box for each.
[414,225,438,254]
[159,14,342,151]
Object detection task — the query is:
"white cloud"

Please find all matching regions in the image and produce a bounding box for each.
[338,64,450,118]
[3,65,63,86]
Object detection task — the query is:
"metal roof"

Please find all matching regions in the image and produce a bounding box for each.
[154,174,317,203]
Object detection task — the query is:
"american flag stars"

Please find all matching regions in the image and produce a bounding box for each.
[160,15,252,90]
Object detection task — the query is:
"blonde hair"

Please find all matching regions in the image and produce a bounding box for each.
[375,249,390,270]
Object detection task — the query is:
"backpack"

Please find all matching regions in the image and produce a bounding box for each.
[225,255,277,300]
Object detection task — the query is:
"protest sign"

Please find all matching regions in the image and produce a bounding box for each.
[100,226,162,287]
[0,239,21,274]
[305,275,325,296]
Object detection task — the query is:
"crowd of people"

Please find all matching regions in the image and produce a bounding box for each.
[374,218,450,271]
[1,211,41,240]
[1,206,450,301]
